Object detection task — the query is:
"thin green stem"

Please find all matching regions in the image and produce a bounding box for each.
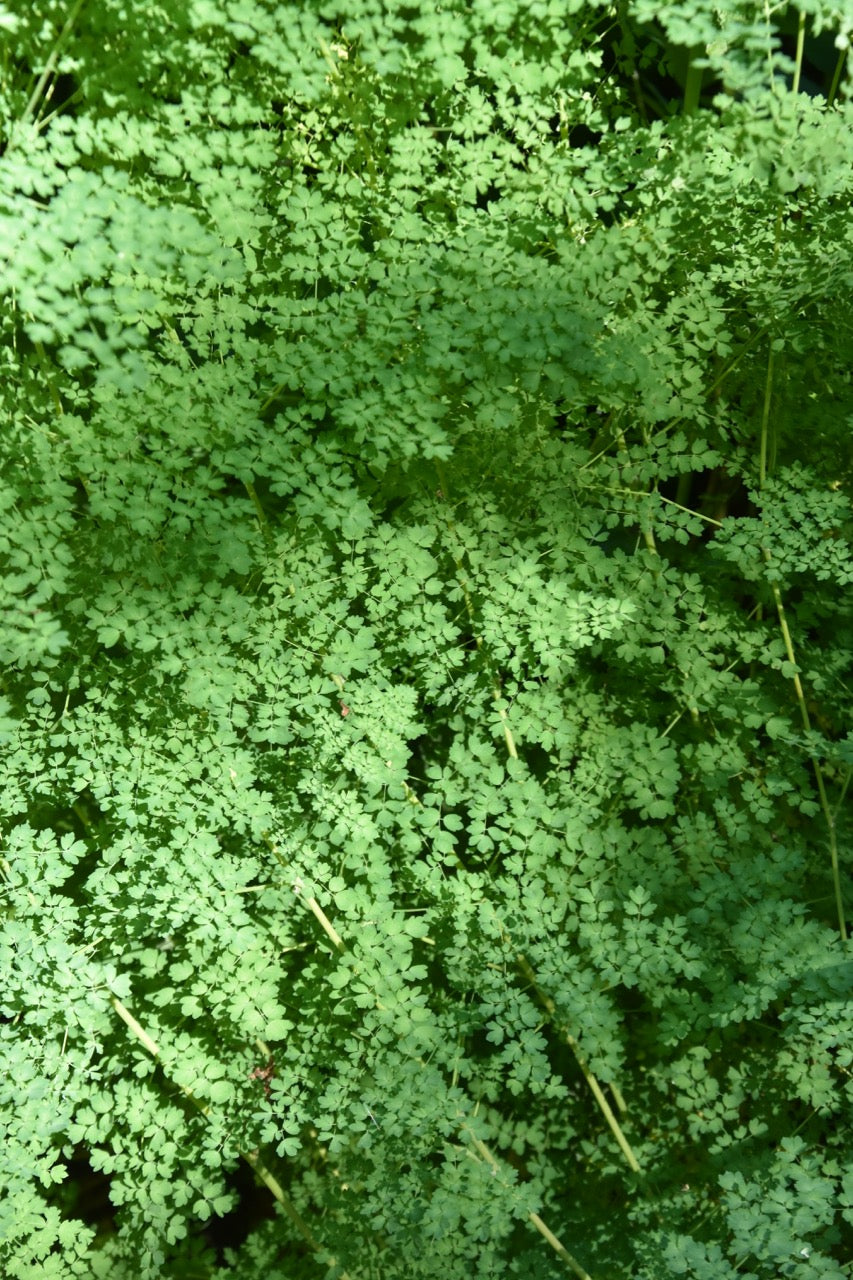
[528,1212,594,1280]
[826,45,847,107]
[514,950,641,1174]
[757,334,847,941]
[34,340,64,419]
[580,327,770,480]
[792,9,806,95]
[16,0,88,140]
[318,39,380,195]
[598,485,724,528]
[762,567,847,941]
[831,767,851,826]
[616,430,658,561]
[33,84,84,133]
[683,47,703,115]
[461,1128,594,1279]
[610,1081,628,1115]
[435,461,518,759]
[110,995,353,1274]
[615,0,648,127]
[244,480,271,543]
[286,860,596,1272]
[759,344,775,490]
[643,326,772,453]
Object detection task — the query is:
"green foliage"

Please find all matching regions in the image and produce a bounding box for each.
[0,1,851,1277]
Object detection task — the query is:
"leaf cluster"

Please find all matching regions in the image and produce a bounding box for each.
[0,2,851,1278]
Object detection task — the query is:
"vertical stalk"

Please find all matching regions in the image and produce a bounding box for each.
[528,1213,593,1280]
[430,463,640,1164]
[610,1081,628,1114]
[757,344,847,941]
[682,46,703,115]
[762,567,847,941]
[616,1,648,124]
[16,0,88,138]
[244,480,271,543]
[792,8,806,95]
[826,45,847,107]
[460,1129,594,1279]
[435,461,519,759]
[616,431,658,559]
[758,345,774,489]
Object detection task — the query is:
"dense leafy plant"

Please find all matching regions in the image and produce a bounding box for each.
[1,1,851,1277]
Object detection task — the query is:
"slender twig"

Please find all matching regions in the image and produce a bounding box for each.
[762,566,847,941]
[399,768,641,1174]
[294,878,346,952]
[428,465,640,1165]
[831,767,851,826]
[609,1081,628,1115]
[579,328,771,476]
[592,485,724,528]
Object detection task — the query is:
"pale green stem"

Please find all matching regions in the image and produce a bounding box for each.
[261,833,347,952]
[615,0,647,126]
[660,709,687,739]
[318,39,379,193]
[435,461,518,759]
[639,427,661,558]
[110,995,353,1274]
[683,47,703,115]
[405,479,640,1156]
[792,9,806,95]
[514,951,641,1174]
[259,382,285,413]
[461,1128,594,1279]
[759,345,774,489]
[832,768,851,825]
[34,340,64,418]
[610,1082,628,1114]
[529,1212,594,1280]
[635,325,771,460]
[602,485,723,528]
[296,881,347,953]
[658,493,722,527]
[762,567,847,941]
[16,0,88,138]
[615,432,658,559]
[826,46,847,107]
[758,345,847,941]
[291,871,593,1270]
[244,480,271,542]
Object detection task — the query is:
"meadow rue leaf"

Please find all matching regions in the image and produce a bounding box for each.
[0,2,850,1278]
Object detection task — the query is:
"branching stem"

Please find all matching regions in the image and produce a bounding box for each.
[15,0,88,140]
